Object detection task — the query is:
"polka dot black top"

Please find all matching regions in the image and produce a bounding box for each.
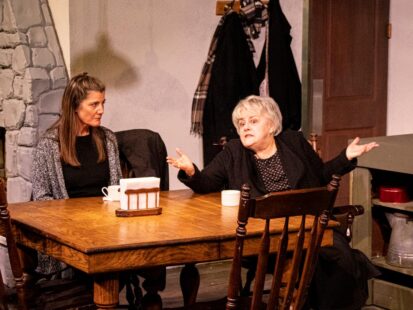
[255,152,291,192]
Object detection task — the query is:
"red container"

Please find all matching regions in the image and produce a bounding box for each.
[379,186,409,203]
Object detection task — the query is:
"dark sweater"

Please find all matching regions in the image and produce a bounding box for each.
[179,130,355,198]
[62,135,110,198]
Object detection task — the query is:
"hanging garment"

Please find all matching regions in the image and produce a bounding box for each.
[190,9,255,137]
[201,12,259,165]
[257,0,302,130]
[192,0,301,164]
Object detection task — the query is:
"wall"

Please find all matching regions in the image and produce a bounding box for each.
[49,0,303,190]
[387,0,413,135]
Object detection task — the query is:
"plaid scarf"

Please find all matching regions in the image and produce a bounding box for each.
[240,0,268,39]
[190,2,268,136]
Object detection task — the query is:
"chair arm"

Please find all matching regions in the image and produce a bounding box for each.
[331,205,364,242]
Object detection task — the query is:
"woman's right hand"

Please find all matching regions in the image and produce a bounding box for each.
[166,148,195,177]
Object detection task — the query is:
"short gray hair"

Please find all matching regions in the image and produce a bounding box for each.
[232,95,283,135]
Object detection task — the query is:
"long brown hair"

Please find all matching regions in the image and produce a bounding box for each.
[52,73,106,166]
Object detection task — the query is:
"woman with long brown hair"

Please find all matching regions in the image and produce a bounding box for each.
[32,73,122,276]
[32,72,121,201]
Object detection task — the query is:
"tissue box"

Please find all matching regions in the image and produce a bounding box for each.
[120,177,160,210]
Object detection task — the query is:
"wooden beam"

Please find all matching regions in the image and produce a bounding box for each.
[216,0,269,16]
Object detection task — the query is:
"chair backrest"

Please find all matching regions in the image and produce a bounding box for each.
[307,132,320,155]
[116,129,169,191]
[0,179,93,309]
[226,175,341,310]
[0,179,9,309]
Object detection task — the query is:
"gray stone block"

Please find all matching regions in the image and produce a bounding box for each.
[3,98,25,130]
[0,0,16,33]
[32,47,55,69]
[24,67,50,102]
[38,89,63,114]
[28,26,47,47]
[5,130,19,177]
[45,26,64,66]
[0,48,13,67]
[38,113,58,137]
[12,44,31,75]
[41,2,52,26]
[7,176,32,203]
[0,32,27,48]
[0,68,14,98]
[50,67,67,89]
[17,146,34,181]
[0,111,4,127]
[9,0,42,32]
[24,105,39,127]
[12,75,24,99]
[0,0,3,26]
[18,127,38,147]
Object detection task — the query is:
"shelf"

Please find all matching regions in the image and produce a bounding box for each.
[371,256,413,276]
[372,198,413,212]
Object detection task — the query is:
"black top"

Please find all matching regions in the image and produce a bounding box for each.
[62,135,110,198]
[179,130,356,198]
[254,152,291,192]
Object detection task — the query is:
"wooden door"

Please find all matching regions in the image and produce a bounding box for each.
[308,0,390,205]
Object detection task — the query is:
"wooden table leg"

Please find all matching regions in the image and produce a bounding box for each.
[180,263,200,307]
[93,273,119,309]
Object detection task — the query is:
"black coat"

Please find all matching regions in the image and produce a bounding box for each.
[257,0,302,130]
[180,130,355,197]
[202,12,259,166]
[116,129,169,191]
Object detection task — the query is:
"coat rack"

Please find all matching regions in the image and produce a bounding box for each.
[216,0,269,15]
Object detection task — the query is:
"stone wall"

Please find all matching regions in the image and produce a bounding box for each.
[0,0,67,288]
[0,0,67,203]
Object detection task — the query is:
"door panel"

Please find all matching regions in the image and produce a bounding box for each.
[309,0,389,205]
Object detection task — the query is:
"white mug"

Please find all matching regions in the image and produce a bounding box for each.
[102,185,121,201]
[221,190,241,207]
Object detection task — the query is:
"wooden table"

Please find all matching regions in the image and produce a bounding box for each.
[8,190,334,309]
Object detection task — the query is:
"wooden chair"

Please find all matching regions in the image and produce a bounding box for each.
[306,133,364,241]
[0,179,94,310]
[226,176,341,310]
[0,226,8,310]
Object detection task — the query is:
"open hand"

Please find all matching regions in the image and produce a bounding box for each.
[166,148,196,177]
[346,137,379,160]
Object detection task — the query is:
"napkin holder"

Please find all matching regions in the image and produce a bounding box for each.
[116,177,162,217]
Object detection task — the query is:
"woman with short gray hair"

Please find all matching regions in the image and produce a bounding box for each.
[168,95,377,196]
[167,95,379,309]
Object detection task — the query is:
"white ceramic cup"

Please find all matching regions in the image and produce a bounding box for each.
[221,190,241,207]
[101,185,121,201]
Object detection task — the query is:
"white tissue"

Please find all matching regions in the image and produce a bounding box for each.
[120,177,160,210]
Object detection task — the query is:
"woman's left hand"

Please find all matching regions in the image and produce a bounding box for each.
[346,137,379,160]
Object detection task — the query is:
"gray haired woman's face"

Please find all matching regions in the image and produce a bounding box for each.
[237,109,275,152]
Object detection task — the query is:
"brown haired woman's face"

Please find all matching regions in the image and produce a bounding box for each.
[76,91,105,130]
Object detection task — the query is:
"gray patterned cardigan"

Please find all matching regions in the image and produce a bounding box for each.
[32,126,122,201]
